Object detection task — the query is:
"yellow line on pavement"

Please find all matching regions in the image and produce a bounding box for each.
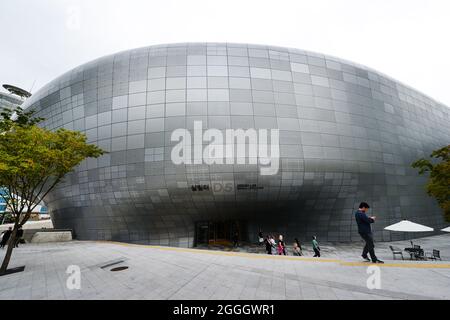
[94,240,450,269]
[97,240,340,262]
[340,261,450,269]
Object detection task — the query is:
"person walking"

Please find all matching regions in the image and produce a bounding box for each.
[232,231,239,248]
[293,238,303,256]
[14,226,24,248]
[264,236,272,255]
[270,235,277,255]
[312,236,321,257]
[258,230,264,246]
[277,240,284,255]
[0,227,12,249]
[278,234,287,255]
[355,202,384,263]
[292,242,301,256]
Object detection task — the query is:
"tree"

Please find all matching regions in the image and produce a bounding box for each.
[0,106,104,275]
[1,212,14,224]
[412,145,450,222]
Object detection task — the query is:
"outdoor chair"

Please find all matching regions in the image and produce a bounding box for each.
[426,249,442,261]
[389,245,404,260]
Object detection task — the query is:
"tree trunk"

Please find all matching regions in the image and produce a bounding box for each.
[0,225,18,275]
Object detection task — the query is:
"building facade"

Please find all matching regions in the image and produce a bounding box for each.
[22,43,450,246]
[0,91,23,110]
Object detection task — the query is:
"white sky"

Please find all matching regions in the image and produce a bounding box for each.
[1,0,449,106]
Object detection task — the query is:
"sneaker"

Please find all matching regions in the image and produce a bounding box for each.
[362,255,371,262]
[373,260,384,264]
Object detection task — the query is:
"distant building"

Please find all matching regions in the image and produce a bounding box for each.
[0,188,49,223]
[0,91,24,109]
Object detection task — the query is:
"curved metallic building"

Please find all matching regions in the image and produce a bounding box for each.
[23,43,450,247]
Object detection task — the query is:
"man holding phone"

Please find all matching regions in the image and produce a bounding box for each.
[355,202,384,263]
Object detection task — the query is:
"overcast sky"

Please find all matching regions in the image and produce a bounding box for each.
[1,0,449,106]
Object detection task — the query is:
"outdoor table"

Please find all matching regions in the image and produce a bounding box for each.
[404,247,425,260]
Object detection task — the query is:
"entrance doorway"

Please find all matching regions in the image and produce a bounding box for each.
[194,220,247,246]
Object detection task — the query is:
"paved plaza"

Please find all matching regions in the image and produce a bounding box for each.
[0,234,449,300]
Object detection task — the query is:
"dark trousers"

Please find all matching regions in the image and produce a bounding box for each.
[359,232,377,262]
[313,248,320,257]
[0,238,10,248]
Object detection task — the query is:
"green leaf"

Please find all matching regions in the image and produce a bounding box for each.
[412,145,450,222]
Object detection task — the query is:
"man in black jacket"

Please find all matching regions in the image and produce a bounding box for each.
[14,226,24,248]
[0,227,12,248]
[355,202,384,263]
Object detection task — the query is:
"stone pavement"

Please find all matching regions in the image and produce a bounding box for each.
[0,234,449,300]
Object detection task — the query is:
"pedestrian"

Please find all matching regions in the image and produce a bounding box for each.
[264,236,272,255]
[14,226,24,248]
[277,240,284,255]
[258,230,264,246]
[270,235,277,255]
[278,234,286,255]
[292,242,301,256]
[295,238,302,251]
[355,202,384,263]
[0,227,12,249]
[293,238,303,256]
[232,231,239,248]
[312,236,321,257]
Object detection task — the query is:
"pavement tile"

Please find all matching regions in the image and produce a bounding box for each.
[1,234,450,300]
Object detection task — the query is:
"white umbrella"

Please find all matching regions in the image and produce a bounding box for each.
[384,220,434,232]
[441,226,450,232]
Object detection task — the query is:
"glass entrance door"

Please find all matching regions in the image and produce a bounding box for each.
[195,221,210,246]
[195,220,247,246]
